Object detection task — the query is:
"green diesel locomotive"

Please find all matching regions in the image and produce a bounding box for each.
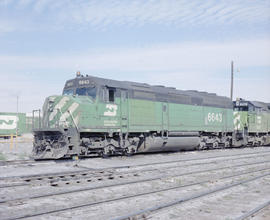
[233,99,270,146]
[32,74,269,159]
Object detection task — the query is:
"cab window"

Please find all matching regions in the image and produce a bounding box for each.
[234,106,248,111]
[102,87,116,102]
[63,89,74,95]
[109,89,115,102]
[75,87,97,99]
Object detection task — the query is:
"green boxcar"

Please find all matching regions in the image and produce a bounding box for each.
[33,74,234,159]
[0,112,26,136]
[0,112,40,136]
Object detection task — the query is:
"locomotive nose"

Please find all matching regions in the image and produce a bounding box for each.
[43,96,78,129]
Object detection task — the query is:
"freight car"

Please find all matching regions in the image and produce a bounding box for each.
[233,99,270,146]
[0,112,40,137]
[0,112,26,137]
[32,73,236,159]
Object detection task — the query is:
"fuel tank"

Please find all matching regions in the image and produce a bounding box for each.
[138,135,200,153]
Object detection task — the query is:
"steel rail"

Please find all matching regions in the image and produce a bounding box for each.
[1,159,269,204]
[0,159,34,165]
[3,167,270,220]
[0,159,56,167]
[234,200,270,220]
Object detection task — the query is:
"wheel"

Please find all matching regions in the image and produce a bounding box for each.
[224,141,230,148]
[124,145,137,156]
[102,145,115,158]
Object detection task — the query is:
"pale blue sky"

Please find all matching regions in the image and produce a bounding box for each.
[0,0,269,112]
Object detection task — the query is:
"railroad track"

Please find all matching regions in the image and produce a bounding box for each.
[1,149,270,219]
[1,147,269,168]
[1,164,269,220]
[113,172,270,220]
[2,149,270,181]
[0,156,269,201]
[1,150,270,189]
[1,158,270,204]
[235,200,270,220]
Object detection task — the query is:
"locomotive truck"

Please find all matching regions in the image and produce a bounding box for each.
[32,73,270,159]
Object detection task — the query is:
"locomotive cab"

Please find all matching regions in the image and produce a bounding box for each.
[63,79,98,100]
[32,76,100,159]
[32,74,124,159]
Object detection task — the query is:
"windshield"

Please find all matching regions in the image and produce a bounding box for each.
[75,87,97,99]
[63,89,74,95]
[234,106,248,111]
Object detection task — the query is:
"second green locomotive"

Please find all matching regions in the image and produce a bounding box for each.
[233,99,270,146]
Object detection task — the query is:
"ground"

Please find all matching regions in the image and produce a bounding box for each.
[0,136,269,219]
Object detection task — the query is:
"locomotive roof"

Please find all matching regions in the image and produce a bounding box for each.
[234,99,270,112]
[64,75,233,109]
[250,101,270,112]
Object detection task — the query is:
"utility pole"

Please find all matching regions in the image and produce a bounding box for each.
[16,95,19,147]
[230,61,234,101]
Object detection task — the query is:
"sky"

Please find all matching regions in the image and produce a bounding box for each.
[0,0,269,113]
